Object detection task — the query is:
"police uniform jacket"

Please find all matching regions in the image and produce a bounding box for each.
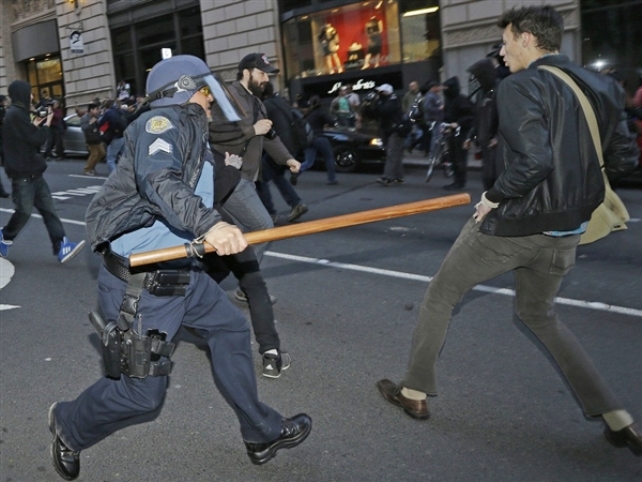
[483,55,639,237]
[86,103,222,252]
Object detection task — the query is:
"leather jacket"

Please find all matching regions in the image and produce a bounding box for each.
[86,103,221,252]
[483,55,638,236]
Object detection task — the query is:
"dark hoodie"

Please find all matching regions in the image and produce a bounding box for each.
[2,80,49,179]
[442,76,474,134]
[467,59,500,147]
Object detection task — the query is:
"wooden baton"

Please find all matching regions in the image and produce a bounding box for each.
[129,192,471,267]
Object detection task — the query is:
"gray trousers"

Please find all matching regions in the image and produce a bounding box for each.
[383,132,405,180]
[403,218,621,418]
[221,179,274,263]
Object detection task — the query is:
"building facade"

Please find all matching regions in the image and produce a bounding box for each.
[0,0,639,114]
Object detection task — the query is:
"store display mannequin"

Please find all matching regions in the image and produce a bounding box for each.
[319,23,343,74]
[362,16,383,69]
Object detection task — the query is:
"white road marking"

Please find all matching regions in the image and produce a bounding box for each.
[1,209,639,318]
[266,252,642,318]
[0,258,20,310]
[0,208,85,226]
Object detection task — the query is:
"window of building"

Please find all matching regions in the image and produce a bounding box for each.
[26,56,64,106]
[399,0,440,63]
[282,0,402,80]
[111,6,204,98]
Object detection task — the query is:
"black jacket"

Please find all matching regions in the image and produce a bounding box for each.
[305,104,336,137]
[263,94,297,155]
[467,58,500,149]
[86,103,221,252]
[1,80,50,179]
[362,93,404,137]
[442,76,474,134]
[483,55,638,236]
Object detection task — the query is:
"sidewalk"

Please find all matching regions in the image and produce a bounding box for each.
[402,149,482,169]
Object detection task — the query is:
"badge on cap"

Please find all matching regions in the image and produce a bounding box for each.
[148,138,173,156]
[145,116,173,135]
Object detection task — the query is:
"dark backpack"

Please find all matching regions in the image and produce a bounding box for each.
[272,100,314,155]
[291,108,314,153]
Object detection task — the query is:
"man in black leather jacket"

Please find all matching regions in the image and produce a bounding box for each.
[376,5,641,457]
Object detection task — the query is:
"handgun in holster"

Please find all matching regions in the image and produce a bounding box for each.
[89,310,123,380]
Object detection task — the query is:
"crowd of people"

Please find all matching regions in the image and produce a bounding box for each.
[1,5,641,482]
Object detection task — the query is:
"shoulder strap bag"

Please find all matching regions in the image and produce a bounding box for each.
[538,65,630,245]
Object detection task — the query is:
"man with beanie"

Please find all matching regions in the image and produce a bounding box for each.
[0,80,85,262]
[376,5,640,458]
[208,52,300,303]
[47,55,310,481]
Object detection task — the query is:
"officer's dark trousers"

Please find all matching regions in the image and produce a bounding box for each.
[53,266,283,452]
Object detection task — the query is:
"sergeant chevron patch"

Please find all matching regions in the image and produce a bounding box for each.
[148,138,172,156]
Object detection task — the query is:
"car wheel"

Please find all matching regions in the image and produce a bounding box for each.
[333,145,359,173]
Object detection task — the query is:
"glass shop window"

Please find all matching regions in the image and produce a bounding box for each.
[282,0,401,80]
[399,0,440,62]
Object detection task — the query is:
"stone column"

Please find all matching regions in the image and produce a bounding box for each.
[439,0,580,94]
[200,0,284,90]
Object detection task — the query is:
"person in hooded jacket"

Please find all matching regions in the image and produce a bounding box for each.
[441,76,474,190]
[464,57,501,190]
[0,94,10,197]
[0,80,85,262]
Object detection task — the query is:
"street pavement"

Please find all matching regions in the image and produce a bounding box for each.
[0,158,640,481]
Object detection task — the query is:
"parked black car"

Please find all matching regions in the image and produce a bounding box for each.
[318,127,385,173]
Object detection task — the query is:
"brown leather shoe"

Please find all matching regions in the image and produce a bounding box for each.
[604,422,642,456]
[376,379,429,420]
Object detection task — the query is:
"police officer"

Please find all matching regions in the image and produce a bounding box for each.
[48,55,311,480]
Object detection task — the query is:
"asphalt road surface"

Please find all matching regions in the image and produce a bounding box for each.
[1,159,641,481]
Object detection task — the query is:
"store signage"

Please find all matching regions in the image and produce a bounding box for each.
[327,78,376,94]
[70,30,83,54]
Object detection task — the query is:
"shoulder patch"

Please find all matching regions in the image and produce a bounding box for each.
[145,116,173,134]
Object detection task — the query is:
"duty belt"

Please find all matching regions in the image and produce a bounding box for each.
[103,250,191,295]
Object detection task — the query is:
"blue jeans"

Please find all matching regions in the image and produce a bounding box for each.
[220,179,274,263]
[403,218,621,418]
[2,175,65,254]
[301,136,336,182]
[52,266,283,451]
[257,154,301,214]
[106,137,124,172]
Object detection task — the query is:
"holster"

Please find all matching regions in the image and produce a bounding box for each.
[121,330,174,378]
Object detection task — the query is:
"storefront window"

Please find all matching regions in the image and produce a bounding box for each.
[282,0,402,80]
[399,0,440,62]
[26,57,64,105]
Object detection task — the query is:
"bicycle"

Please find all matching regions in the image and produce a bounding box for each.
[425,122,459,183]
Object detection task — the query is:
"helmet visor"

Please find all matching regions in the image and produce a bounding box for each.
[202,74,242,122]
